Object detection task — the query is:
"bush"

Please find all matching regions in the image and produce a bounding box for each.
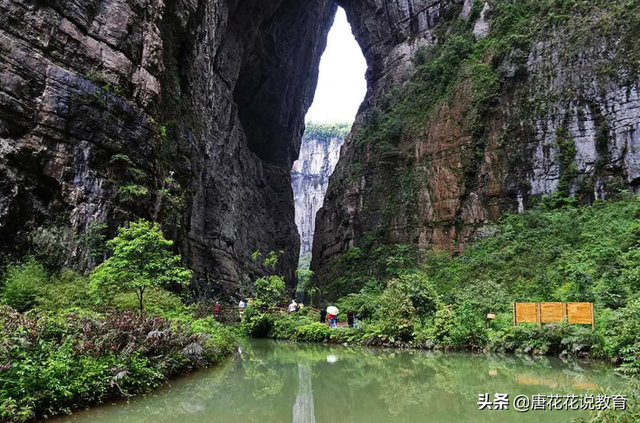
[294,322,332,342]
[270,313,316,340]
[111,288,186,316]
[243,312,275,338]
[0,307,236,422]
[577,379,640,423]
[448,301,487,347]
[489,322,601,357]
[337,280,382,321]
[35,270,93,311]
[375,280,415,341]
[0,260,47,312]
[600,299,640,373]
[429,305,456,345]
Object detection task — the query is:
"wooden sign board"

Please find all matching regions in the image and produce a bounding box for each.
[540,302,564,323]
[513,302,538,324]
[567,302,595,329]
[514,302,594,329]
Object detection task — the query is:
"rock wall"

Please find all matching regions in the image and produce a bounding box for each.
[0,0,337,297]
[3,0,640,300]
[292,124,346,256]
[312,0,640,294]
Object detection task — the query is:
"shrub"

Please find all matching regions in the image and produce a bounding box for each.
[35,270,93,311]
[336,281,381,321]
[0,307,236,422]
[600,299,640,373]
[254,276,285,309]
[270,314,316,340]
[294,323,332,342]
[251,251,286,309]
[111,288,187,316]
[429,305,456,345]
[578,379,640,423]
[489,322,602,357]
[449,301,487,347]
[243,312,274,338]
[375,279,415,341]
[0,260,47,312]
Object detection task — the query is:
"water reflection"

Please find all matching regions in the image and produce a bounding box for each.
[293,364,316,423]
[515,373,598,390]
[52,340,626,423]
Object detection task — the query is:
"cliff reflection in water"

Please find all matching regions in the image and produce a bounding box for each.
[52,339,626,423]
[293,364,317,423]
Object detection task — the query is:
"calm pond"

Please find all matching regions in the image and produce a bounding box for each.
[54,339,627,423]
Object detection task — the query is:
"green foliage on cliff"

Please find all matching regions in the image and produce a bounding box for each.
[303,122,350,143]
[427,195,640,308]
[342,0,640,260]
[0,260,47,312]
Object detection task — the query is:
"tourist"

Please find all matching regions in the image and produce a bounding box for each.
[347,310,354,328]
[331,314,338,328]
[214,301,220,319]
[238,299,246,318]
[354,315,361,329]
[320,309,327,324]
[288,299,298,312]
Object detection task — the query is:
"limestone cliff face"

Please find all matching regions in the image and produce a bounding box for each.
[0,0,337,297]
[292,124,346,256]
[4,0,640,300]
[313,0,640,294]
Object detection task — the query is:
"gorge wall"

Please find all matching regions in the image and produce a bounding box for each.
[2,0,640,300]
[0,0,337,297]
[312,0,640,296]
[292,123,346,257]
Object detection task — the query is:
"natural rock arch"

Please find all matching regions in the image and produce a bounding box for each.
[0,0,442,298]
[4,0,638,301]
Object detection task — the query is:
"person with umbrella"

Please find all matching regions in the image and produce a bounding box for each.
[326,306,339,328]
[288,299,298,313]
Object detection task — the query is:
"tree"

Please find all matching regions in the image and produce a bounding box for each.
[296,268,316,306]
[254,275,285,309]
[90,220,192,312]
[399,272,440,325]
[252,251,285,309]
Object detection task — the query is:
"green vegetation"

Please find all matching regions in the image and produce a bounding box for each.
[341,0,640,274]
[263,197,640,366]
[0,220,236,422]
[0,308,234,422]
[303,122,350,143]
[90,220,192,312]
[240,197,640,422]
[296,253,316,306]
[250,251,286,310]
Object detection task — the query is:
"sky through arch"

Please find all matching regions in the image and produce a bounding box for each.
[305,7,367,124]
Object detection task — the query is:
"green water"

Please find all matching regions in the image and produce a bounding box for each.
[54,340,627,423]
